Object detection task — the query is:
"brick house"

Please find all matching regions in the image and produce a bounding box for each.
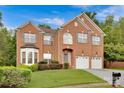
[16,13,105,69]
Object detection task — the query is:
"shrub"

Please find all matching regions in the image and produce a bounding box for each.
[17,65,30,69]
[64,63,69,69]
[0,66,32,88]
[49,64,63,69]
[17,64,38,72]
[38,60,48,64]
[20,68,32,82]
[51,60,59,64]
[30,64,38,72]
[38,64,49,70]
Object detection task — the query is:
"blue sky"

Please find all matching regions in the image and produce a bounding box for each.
[0,5,124,29]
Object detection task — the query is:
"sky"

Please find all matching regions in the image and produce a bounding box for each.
[0,5,124,29]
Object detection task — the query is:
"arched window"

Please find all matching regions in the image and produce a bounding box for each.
[63,32,73,44]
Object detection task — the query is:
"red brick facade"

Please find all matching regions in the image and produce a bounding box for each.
[16,13,105,69]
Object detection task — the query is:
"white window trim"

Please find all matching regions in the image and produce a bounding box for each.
[63,32,73,44]
[92,36,101,45]
[20,48,39,65]
[24,33,36,43]
[77,33,88,43]
[43,35,52,45]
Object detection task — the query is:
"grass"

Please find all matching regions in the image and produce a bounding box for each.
[110,68,124,70]
[26,69,105,88]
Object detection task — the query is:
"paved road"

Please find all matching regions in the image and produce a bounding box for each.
[86,69,124,87]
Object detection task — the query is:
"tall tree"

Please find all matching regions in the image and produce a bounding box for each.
[84,12,100,26]
[0,28,16,66]
[0,12,16,66]
[38,24,51,29]
[0,12,3,27]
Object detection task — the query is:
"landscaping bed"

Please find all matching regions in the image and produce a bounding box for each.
[0,66,32,88]
[26,69,105,88]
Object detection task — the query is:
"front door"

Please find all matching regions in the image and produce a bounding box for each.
[63,50,72,65]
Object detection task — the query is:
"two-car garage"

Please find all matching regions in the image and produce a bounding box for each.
[76,56,103,69]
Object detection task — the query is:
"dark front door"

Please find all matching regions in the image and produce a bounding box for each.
[63,49,72,65]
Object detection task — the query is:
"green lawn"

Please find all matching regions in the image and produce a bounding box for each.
[111,68,124,70]
[26,69,105,88]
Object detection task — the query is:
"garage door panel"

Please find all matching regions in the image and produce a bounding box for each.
[91,57,102,69]
[76,56,89,69]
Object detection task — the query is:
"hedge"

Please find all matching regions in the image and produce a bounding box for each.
[38,60,63,70]
[64,63,69,69]
[17,64,38,72]
[0,66,32,88]
[38,64,49,70]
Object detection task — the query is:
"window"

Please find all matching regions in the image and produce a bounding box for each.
[34,52,37,64]
[22,52,26,64]
[92,36,101,45]
[77,33,87,43]
[24,33,36,43]
[43,53,52,60]
[63,32,73,44]
[74,22,78,27]
[28,52,32,64]
[43,35,52,45]
[21,48,39,65]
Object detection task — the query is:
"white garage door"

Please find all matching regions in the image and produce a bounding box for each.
[91,57,102,69]
[76,56,89,69]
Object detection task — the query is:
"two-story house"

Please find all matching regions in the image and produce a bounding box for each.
[16,13,105,69]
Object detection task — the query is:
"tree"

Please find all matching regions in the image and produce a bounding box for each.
[0,12,3,27]
[38,24,51,29]
[118,17,124,44]
[100,15,115,44]
[0,28,16,66]
[84,12,100,26]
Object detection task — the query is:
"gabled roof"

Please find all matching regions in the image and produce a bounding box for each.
[39,27,55,33]
[61,13,105,35]
[17,21,43,32]
[82,13,105,35]
[17,21,56,34]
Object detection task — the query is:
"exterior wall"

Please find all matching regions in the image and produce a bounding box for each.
[105,61,124,68]
[16,14,104,69]
[16,23,43,65]
[58,18,104,68]
[42,32,58,60]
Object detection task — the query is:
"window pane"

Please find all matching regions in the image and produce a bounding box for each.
[24,33,36,43]
[43,35,52,45]
[63,33,73,44]
[28,52,32,64]
[92,36,100,45]
[22,52,26,64]
[78,33,87,43]
[34,52,37,64]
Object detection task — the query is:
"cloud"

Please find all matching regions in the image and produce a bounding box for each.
[72,5,93,11]
[96,6,124,21]
[33,17,65,26]
[73,5,91,9]
[6,25,16,30]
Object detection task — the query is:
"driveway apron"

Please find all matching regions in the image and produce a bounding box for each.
[86,69,124,87]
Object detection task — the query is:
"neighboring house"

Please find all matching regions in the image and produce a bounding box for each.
[16,13,105,69]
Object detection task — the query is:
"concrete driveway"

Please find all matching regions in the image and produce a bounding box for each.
[86,69,124,87]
